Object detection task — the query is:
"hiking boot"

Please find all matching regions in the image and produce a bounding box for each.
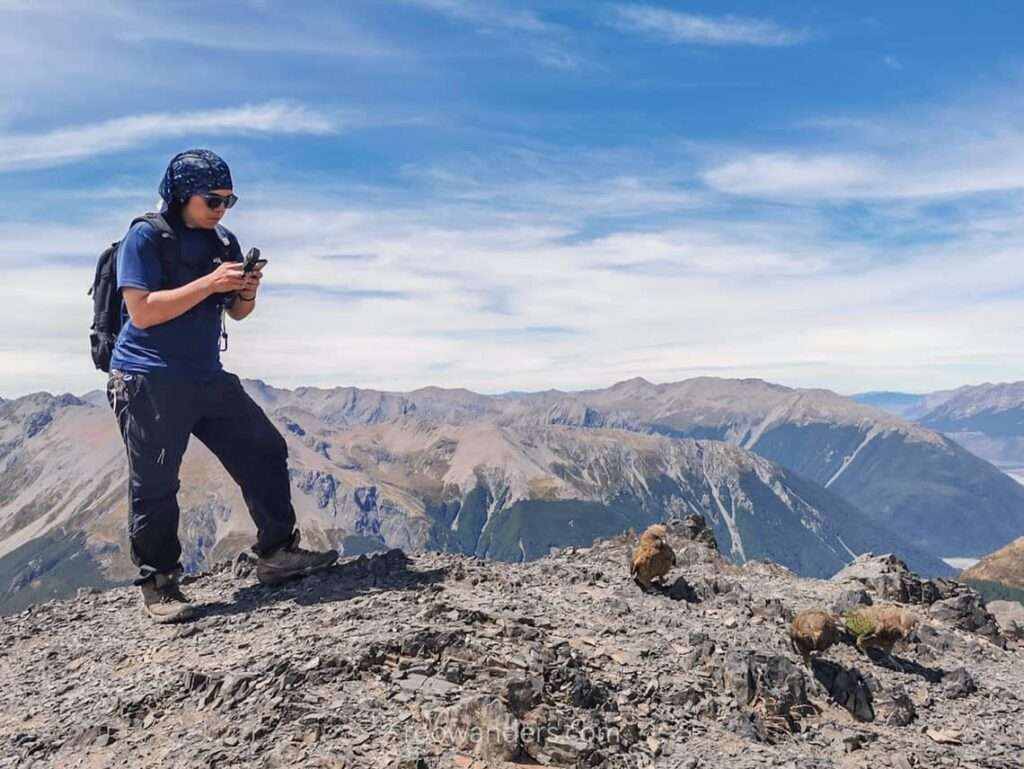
[140,571,194,624]
[256,531,338,586]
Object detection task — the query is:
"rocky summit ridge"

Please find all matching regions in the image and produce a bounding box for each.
[2,520,1022,769]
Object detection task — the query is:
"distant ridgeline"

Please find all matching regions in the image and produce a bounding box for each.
[854,381,1024,473]
[4,376,1024,612]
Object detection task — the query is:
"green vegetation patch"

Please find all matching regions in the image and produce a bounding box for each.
[842,612,876,639]
[964,579,1024,604]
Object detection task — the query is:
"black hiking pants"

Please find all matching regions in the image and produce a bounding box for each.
[107,368,296,581]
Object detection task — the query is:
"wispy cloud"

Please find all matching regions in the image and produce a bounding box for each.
[703,89,1024,200]
[703,152,882,197]
[110,6,402,59]
[400,148,699,219]
[261,284,411,301]
[530,44,583,72]
[395,0,581,70]
[1,1,403,59]
[0,3,403,130]
[609,4,812,47]
[0,103,338,173]
[318,253,381,263]
[398,0,552,33]
[434,325,581,340]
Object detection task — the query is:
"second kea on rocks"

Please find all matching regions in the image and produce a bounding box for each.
[790,609,848,667]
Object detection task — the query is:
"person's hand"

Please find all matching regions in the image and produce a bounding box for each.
[206,262,246,294]
[240,266,262,299]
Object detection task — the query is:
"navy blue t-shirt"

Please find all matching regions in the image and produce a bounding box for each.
[109,220,242,379]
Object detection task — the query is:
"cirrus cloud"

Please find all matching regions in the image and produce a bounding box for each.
[703,152,883,198]
[609,4,813,47]
[0,102,339,173]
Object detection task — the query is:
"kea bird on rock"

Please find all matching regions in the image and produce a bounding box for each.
[630,524,676,591]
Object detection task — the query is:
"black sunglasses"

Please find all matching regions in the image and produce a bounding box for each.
[201,192,238,210]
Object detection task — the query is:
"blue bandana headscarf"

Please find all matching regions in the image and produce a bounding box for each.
[158,148,233,206]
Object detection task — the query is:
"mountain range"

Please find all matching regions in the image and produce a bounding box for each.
[242,376,1024,559]
[5,376,1024,613]
[853,382,1024,478]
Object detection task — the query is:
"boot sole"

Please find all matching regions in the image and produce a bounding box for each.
[257,557,337,586]
[144,605,194,624]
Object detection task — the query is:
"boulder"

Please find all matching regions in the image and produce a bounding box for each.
[875,687,916,727]
[503,675,544,717]
[831,554,940,605]
[943,667,977,700]
[668,513,720,552]
[543,733,595,765]
[668,513,725,568]
[929,591,1003,645]
[750,597,791,622]
[666,576,700,603]
[718,651,814,742]
[810,659,875,723]
[987,600,1024,640]
[428,695,520,762]
[832,588,873,615]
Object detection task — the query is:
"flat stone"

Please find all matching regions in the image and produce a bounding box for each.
[926,727,963,745]
[398,673,430,691]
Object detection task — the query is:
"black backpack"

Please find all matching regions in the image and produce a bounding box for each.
[88,213,178,372]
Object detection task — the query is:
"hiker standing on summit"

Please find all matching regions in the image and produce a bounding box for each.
[105,149,337,623]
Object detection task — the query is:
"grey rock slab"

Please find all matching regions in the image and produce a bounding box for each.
[832,553,941,605]
[929,593,1003,645]
[986,600,1024,640]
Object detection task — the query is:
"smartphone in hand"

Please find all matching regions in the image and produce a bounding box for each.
[243,247,268,273]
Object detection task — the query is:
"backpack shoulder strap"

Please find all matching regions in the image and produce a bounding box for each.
[130,212,177,288]
[213,223,238,263]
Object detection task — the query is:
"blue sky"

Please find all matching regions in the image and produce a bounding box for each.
[2,0,1024,398]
